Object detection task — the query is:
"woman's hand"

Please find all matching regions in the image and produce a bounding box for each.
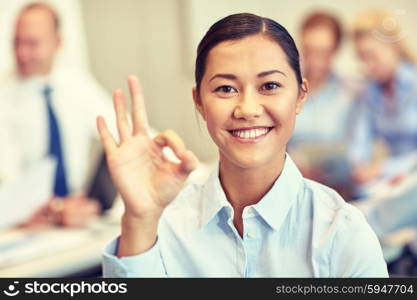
[96,76,198,256]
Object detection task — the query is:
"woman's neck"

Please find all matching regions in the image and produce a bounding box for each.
[218,151,286,236]
[380,59,401,100]
[381,77,395,100]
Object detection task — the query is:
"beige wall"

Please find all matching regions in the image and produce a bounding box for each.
[81,0,417,163]
[81,0,217,162]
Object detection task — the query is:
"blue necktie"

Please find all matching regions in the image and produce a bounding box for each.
[43,85,69,197]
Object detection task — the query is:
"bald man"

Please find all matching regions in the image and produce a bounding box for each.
[14,3,61,78]
[0,3,115,228]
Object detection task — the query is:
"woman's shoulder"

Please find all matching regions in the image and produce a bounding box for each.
[301,178,368,228]
[398,61,417,88]
[301,179,386,277]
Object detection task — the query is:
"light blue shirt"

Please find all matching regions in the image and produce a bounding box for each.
[349,62,417,164]
[290,73,356,146]
[288,73,357,186]
[102,155,387,277]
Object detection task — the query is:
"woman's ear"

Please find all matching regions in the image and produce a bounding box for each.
[295,79,309,115]
[192,87,206,120]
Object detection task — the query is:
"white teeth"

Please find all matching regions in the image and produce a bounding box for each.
[231,128,270,139]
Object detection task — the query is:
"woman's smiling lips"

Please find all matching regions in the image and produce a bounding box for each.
[227,126,274,143]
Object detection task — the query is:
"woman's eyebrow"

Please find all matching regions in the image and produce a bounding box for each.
[209,70,286,82]
[209,74,237,82]
[257,70,287,78]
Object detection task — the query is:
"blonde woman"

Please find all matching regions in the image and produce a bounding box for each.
[349,10,417,189]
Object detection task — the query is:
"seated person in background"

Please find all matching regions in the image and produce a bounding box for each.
[288,11,357,198]
[349,10,417,197]
[0,2,211,229]
[354,176,417,276]
[0,2,113,227]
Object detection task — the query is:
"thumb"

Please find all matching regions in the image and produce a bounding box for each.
[176,150,198,177]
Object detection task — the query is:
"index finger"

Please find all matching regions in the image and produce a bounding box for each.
[96,115,117,153]
[128,75,150,136]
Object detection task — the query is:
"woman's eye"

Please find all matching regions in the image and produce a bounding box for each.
[214,85,237,94]
[260,82,280,91]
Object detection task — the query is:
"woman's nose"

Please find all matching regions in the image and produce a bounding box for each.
[233,93,264,120]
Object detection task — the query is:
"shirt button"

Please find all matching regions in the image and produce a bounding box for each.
[244,207,255,218]
[113,267,124,276]
[246,232,255,239]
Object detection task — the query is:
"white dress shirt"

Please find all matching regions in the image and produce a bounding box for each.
[102,155,388,277]
[0,68,114,193]
[0,99,22,183]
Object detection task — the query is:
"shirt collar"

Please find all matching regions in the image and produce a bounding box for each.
[200,162,231,228]
[369,61,415,101]
[393,61,415,92]
[252,155,303,231]
[200,154,303,231]
[17,66,63,90]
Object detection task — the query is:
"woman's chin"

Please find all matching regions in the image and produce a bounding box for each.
[221,151,273,170]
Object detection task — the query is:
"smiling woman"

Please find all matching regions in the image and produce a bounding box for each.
[99,13,388,277]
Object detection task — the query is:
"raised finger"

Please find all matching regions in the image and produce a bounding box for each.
[128,75,150,136]
[96,116,117,153]
[113,89,131,142]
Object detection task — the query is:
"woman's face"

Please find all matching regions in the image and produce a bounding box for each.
[193,34,307,170]
[301,26,337,82]
[354,35,400,84]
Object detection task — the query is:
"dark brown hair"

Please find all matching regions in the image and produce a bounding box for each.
[195,13,303,93]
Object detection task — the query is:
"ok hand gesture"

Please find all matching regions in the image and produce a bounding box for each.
[97,76,198,223]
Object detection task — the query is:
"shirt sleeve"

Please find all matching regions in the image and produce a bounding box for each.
[102,236,167,277]
[0,98,22,184]
[0,126,22,184]
[330,206,388,277]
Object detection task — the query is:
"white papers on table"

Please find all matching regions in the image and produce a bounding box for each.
[0,227,92,269]
[0,157,55,229]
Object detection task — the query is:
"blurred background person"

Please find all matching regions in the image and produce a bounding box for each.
[289,11,358,198]
[0,2,212,229]
[349,9,417,196]
[356,178,417,276]
[349,9,417,277]
[0,2,114,228]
